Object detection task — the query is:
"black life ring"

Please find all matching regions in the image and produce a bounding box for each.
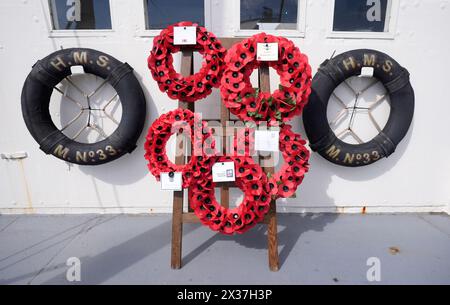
[21,48,146,165]
[302,49,414,167]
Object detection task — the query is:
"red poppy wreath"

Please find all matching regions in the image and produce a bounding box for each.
[147,21,227,102]
[221,33,312,122]
[233,124,310,199]
[144,108,216,188]
[190,156,271,235]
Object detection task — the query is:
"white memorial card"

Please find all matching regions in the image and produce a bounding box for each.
[257,43,279,61]
[160,172,182,191]
[255,130,279,152]
[212,161,235,182]
[173,26,197,45]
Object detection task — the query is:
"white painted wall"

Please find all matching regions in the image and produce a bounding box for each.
[0,0,449,214]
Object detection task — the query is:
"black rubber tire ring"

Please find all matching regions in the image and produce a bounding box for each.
[21,48,146,165]
[302,49,414,167]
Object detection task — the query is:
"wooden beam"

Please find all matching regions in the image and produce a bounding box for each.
[171,49,194,269]
[220,100,231,208]
[259,63,279,272]
[182,213,202,223]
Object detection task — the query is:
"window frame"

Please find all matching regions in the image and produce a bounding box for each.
[136,0,211,37]
[234,0,307,38]
[327,0,399,40]
[45,0,116,38]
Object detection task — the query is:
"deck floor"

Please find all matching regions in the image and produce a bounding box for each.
[0,213,449,285]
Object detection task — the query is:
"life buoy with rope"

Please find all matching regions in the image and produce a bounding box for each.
[21,48,146,165]
[302,49,414,167]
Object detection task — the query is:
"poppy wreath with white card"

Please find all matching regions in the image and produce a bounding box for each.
[220,33,312,123]
[144,108,216,188]
[190,156,271,235]
[234,123,310,199]
[147,21,227,102]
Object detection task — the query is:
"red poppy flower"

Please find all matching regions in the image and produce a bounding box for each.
[221,221,236,235]
[255,92,271,117]
[284,140,303,157]
[206,208,225,231]
[277,179,297,198]
[235,160,253,177]
[151,39,168,60]
[247,180,264,196]
[253,201,270,218]
[290,163,307,177]
[195,205,212,219]
[233,44,254,66]
[241,38,257,57]
[280,69,300,87]
[237,85,254,100]
[197,31,211,46]
[241,209,256,225]
[253,32,279,44]
[228,79,246,93]
[226,56,245,72]
[225,99,242,110]
[228,211,245,230]
[227,70,245,82]
[234,105,252,121]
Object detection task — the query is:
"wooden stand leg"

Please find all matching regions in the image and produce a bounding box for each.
[171,49,194,269]
[171,190,183,269]
[220,102,230,209]
[267,201,279,271]
[259,63,280,271]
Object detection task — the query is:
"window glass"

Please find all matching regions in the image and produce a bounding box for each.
[145,0,204,30]
[333,0,389,32]
[240,0,298,30]
[49,0,112,30]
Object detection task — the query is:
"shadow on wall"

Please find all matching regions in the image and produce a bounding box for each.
[79,71,157,185]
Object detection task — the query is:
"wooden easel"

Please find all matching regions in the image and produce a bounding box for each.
[171,38,279,271]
